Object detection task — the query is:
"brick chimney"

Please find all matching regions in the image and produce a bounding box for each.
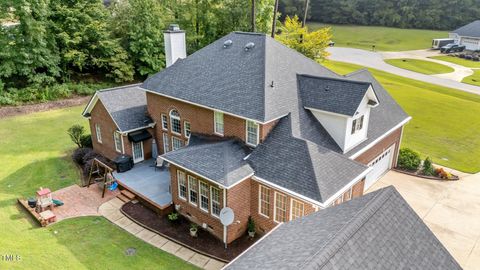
[164,24,186,67]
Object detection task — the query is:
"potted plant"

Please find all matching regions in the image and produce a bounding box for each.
[247,216,255,238]
[190,223,198,237]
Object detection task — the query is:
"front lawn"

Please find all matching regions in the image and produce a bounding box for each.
[429,55,480,68]
[323,61,480,173]
[308,23,447,51]
[462,69,480,86]
[384,58,454,75]
[0,107,197,269]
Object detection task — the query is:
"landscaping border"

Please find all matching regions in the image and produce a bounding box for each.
[392,168,459,181]
[0,95,90,118]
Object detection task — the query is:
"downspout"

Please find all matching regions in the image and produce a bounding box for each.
[223,187,227,247]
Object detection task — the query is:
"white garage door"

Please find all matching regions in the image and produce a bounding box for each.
[364,145,395,191]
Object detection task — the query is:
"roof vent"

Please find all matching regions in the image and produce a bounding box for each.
[244,42,255,51]
[223,39,233,48]
[324,86,330,92]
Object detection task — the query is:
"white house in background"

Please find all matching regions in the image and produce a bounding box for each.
[449,20,480,51]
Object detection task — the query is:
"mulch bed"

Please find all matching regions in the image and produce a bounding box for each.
[0,95,90,118]
[122,202,258,262]
[392,168,459,181]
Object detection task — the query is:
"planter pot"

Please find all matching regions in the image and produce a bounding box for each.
[248,231,255,238]
[190,229,198,237]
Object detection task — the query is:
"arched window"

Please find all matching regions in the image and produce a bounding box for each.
[169,109,181,134]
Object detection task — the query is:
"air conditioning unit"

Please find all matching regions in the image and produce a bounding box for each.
[175,204,181,211]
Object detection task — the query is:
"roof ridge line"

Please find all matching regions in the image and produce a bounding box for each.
[298,73,371,85]
[97,83,143,93]
[299,187,395,269]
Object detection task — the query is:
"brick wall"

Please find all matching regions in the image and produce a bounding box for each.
[354,127,403,166]
[225,179,252,243]
[170,165,225,241]
[249,180,316,235]
[89,101,123,161]
[146,92,277,154]
[352,179,365,198]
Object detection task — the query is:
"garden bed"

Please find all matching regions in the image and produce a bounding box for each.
[121,202,258,262]
[393,168,459,181]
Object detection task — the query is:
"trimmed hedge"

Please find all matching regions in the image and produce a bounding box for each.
[72,148,93,165]
[397,148,421,171]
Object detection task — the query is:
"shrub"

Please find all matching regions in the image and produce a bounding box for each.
[397,148,421,171]
[80,134,93,148]
[168,212,179,222]
[247,216,255,232]
[82,154,110,176]
[422,157,435,176]
[435,167,453,180]
[72,148,93,165]
[82,150,101,164]
[67,124,85,148]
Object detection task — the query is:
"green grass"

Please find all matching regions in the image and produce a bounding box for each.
[308,23,447,51]
[462,69,480,86]
[384,58,454,75]
[323,61,480,173]
[429,55,480,68]
[0,107,198,270]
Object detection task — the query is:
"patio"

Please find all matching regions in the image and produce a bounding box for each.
[113,159,172,208]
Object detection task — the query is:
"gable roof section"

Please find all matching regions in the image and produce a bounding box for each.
[83,85,152,133]
[298,75,373,116]
[247,114,369,203]
[452,20,480,38]
[161,135,253,187]
[225,186,461,270]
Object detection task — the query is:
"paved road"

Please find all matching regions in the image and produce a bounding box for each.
[327,47,480,96]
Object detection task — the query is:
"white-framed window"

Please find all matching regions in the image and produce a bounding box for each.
[343,187,353,202]
[246,120,259,146]
[184,121,191,138]
[177,170,187,200]
[95,123,102,143]
[188,175,198,206]
[214,111,224,135]
[172,136,183,151]
[290,199,304,220]
[114,131,122,153]
[351,115,364,134]
[161,114,168,130]
[170,109,181,134]
[259,185,270,217]
[200,182,209,212]
[163,133,170,153]
[274,192,287,223]
[211,187,221,217]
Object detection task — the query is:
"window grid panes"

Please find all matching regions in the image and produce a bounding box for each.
[214,111,224,135]
[177,171,187,200]
[211,187,221,217]
[259,185,270,217]
[291,199,304,220]
[274,193,287,222]
[200,182,209,212]
[95,124,102,143]
[161,114,168,130]
[247,120,259,146]
[114,132,122,152]
[351,115,364,134]
[184,121,191,138]
[163,133,170,153]
[170,110,181,134]
[188,176,198,205]
[172,137,183,151]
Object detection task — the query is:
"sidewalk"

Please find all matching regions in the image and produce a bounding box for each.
[98,198,226,270]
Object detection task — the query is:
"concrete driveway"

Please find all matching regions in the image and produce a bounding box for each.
[327,47,480,96]
[368,171,480,269]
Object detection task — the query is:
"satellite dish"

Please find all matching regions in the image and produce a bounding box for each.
[219,207,234,226]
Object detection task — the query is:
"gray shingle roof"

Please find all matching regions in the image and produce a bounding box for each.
[161,135,253,187]
[248,114,368,203]
[96,85,152,132]
[452,20,480,38]
[226,186,461,270]
[298,75,372,116]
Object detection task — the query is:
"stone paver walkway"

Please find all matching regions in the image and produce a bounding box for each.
[368,170,480,269]
[99,198,226,270]
[51,184,119,221]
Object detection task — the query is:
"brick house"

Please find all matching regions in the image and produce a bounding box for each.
[83,25,411,245]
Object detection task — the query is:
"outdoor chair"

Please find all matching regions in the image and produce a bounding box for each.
[155,156,167,171]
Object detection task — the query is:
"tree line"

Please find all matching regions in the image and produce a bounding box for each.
[0,0,274,104]
[279,0,480,30]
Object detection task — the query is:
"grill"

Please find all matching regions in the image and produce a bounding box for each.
[114,155,133,173]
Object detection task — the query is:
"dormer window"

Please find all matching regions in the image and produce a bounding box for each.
[351,115,364,134]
